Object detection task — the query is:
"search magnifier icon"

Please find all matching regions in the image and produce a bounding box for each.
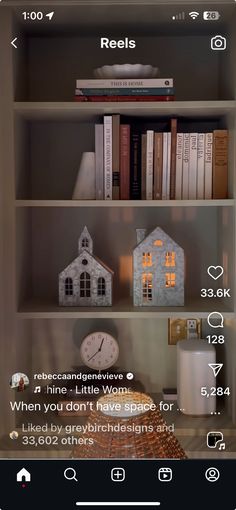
[64,468,78,482]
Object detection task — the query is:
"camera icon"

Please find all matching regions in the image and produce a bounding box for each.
[211,35,227,51]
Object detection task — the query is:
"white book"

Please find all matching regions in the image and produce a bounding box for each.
[204,133,213,199]
[76,78,174,89]
[197,133,205,199]
[104,116,113,200]
[182,134,190,199]
[175,133,183,199]
[162,133,168,200]
[189,133,198,200]
[146,130,154,200]
[95,125,104,200]
[166,132,172,200]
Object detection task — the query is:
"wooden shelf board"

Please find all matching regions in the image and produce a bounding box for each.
[14,101,236,120]
[17,298,235,319]
[15,199,235,208]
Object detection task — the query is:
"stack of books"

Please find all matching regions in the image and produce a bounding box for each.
[94,115,228,201]
[74,78,175,102]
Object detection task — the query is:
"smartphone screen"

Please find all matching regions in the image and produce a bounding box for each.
[0,0,235,508]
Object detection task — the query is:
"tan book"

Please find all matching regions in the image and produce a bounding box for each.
[213,130,228,199]
[141,134,147,200]
[112,114,120,199]
[153,132,163,200]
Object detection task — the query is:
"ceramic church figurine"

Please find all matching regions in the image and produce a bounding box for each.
[133,227,184,307]
[59,227,113,306]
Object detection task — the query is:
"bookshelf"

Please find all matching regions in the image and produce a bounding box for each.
[1,1,236,457]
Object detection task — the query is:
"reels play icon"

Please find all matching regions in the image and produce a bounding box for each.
[158,467,172,482]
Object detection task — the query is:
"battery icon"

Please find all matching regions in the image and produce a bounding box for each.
[203,11,220,21]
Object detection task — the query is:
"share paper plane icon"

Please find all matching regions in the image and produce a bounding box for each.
[46,11,54,20]
[208,363,223,377]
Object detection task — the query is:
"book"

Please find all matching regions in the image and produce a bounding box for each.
[170,119,177,200]
[153,133,163,200]
[162,133,168,200]
[204,133,213,199]
[188,133,198,200]
[182,134,190,199]
[197,133,205,199]
[213,130,228,199]
[112,115,120,200]
[104,116,113,200]
[74,95,175,102]
[95,125,104,200]
[175,133,183,200]
[76,87,175,96]
[146,130,154,200]
[141,134,147,200]
[76,78,174,88]
[130,129,142,200]
[166,132,172,200]
[120,125,130,200]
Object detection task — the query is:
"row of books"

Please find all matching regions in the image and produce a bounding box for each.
[95,115,228,200]
[75,78,175,102]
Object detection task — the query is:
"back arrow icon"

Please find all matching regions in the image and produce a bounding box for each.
[11,37,17,49]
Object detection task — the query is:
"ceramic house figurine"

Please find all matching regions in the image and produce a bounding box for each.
[59,227,113,306]
[133,227,184,307]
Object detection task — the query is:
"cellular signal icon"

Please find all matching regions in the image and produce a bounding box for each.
[172,12,185,21]
[189,11,200,20]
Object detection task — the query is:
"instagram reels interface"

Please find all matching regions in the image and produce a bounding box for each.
[0,0,236,508]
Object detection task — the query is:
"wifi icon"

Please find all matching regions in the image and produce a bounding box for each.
[189,11,200,20]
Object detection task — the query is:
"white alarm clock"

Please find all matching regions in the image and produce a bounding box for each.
[80,332,119,370]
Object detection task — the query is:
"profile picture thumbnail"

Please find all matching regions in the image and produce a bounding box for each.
[10,373,29,392]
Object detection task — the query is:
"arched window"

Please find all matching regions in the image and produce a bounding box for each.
[80,272,91,297]
[65,277,73,296]
[97,277,106,296]
[82,237,89,249]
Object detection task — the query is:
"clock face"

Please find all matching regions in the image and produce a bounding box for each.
[80,332,119,370]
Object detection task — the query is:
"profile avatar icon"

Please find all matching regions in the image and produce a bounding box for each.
[10,373,29,392]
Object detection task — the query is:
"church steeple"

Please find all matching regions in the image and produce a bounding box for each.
[78,226,93,254]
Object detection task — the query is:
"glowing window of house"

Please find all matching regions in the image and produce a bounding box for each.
[65,277,73,296]
[165,273,176,288]
[82,237,89,248]
[142,273,153,301]
[142,252,152,267]
[97,277,106,296]
[165,251,176,267]
[80,272,91,297]
[154,240,163,247]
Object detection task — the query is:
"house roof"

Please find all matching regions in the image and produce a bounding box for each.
[134,226,182,250]
[60,250,114,276]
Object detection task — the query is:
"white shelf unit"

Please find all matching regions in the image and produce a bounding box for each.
[1,1,236,456]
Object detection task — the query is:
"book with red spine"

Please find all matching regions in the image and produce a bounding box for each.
[74,95,175,102]
[170,119,177,199]
[120,125,130,200]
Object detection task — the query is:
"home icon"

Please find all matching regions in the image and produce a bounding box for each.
[17,468,31,483]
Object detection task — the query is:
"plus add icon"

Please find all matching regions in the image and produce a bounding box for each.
[111,467,126,482]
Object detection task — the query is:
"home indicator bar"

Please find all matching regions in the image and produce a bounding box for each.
[76,503,161,507]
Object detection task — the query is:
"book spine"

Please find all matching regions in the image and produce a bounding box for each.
[120,125,130,200]
[76,87,174,96]
[197,133,205,199]
[104,116,113,200]
[166,132,172,200]
[204,133,213,199]
[146,130,154,200]
[182,134,190,199]
[95,124,104,200]
[153,132,163,200]
[74,95,175,102]
[162,133,168,200]
[130,131,141,199]
[76,78,174,88]
[175,133,183,200]
[112,114,120,200]
[213,130,228,199]
[170,119,177,199]
[189,133,198,200]
[141,134,147,200]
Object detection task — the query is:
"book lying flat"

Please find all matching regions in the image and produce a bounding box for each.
[76,78,174,88]
[75,87,175,96]
[74,95,175,102]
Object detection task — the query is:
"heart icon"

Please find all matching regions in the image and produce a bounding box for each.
[207,266,224,280]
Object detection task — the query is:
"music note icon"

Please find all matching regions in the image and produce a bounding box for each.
[34,386,41,393]
[219,442,226,450]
